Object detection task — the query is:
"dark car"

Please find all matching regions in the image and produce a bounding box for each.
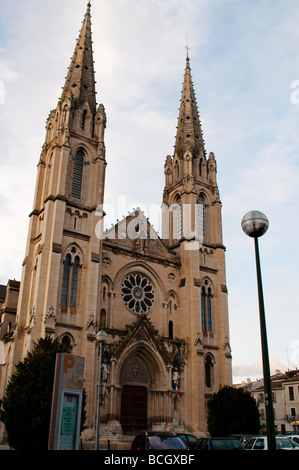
[175,433,198,449]
[131,431,188,450]
[194,437,245,450]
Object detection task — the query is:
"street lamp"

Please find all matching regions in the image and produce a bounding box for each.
[241,210,276,451]
[95,329,107,450]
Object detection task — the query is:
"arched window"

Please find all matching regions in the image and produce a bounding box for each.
[70,256,79,308]
[201,283,212,332]
[207,287,212,331]
[61,254,71,307]
[197,195,205,241]
[173,196,182,240]
[201,286,206,331]
[61,335,72,352]
[100,309,106,329]
[61,250,80,311]
[205,355,213,388]
[72,149,84,199]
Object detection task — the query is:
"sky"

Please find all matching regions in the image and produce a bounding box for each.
[0,0,299,384]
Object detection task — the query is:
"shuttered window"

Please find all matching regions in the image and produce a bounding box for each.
[72,150,84,199]
[197,195,205,240]
[174,197,182,239]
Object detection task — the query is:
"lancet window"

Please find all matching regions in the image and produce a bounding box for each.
[61,248,81,311]
[205,354,214,388]
[197,195,205,241]
[201,282,212,332]
[72,149,84,199]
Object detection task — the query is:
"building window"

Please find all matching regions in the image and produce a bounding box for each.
[201,287,206,330]
[197,195,205,241]
[173,197,182,239]
[121,273,155,314]
[100,309,106,329]
[61,249,81,311]
[289,386,294,401]
[205,355,213,388]
[61,254,71,307]
[201,283,212,332]
[61,335,72,352]
[72,149,84,199]
[70,256,79,308]
[207,288,212,331]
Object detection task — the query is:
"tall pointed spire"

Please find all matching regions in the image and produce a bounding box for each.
[174,56,205,158]
[61,2,96,114]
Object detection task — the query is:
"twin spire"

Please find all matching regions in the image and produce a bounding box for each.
[61,3,205,161]
[61,2,96,114]
[174,56,205,159]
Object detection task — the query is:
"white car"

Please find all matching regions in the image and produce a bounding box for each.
[245,436,299,450]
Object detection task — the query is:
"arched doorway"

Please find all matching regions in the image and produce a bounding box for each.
[119,355,150,434]
[120,385,147,434]
[117,334,170,435]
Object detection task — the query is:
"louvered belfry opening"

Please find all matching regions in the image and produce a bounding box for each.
[72,149,84,199]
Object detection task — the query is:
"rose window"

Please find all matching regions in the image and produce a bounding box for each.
[121,273,154,314]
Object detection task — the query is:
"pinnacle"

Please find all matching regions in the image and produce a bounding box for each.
[60,2,97,114]
[174,56,205,158]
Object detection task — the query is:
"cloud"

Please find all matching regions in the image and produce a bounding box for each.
[233,355,287,385]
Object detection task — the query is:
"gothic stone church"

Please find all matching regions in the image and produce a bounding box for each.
[0,3,232,446]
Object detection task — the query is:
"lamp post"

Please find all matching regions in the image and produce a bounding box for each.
[241,210,276,451]
[95,329,107,450]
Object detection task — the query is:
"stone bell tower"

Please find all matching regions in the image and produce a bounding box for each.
[1,3,106,414]
[162,54,232,431]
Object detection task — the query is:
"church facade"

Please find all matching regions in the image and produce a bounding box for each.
[0,3,232,446]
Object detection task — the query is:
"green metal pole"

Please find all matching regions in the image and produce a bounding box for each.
[254,237,276,451]
[96,341,103,450]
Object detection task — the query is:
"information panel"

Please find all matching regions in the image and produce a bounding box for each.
[48,353,85,450]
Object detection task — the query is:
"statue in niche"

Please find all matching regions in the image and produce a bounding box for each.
[101,361,109,383]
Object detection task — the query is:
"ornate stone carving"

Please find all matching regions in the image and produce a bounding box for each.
[223,335,232,358]
[25,306,36,333]
[122,357,148,384]
[86,312,97,340]
[194,332,204,355]
[44,304,56,333]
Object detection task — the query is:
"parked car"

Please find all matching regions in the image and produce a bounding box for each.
[131,431,188,450]
[229,434,254,445]
[175,433,198,449]
[288,435,299,446]
[194,437,245,450]
[244,436,299,450]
